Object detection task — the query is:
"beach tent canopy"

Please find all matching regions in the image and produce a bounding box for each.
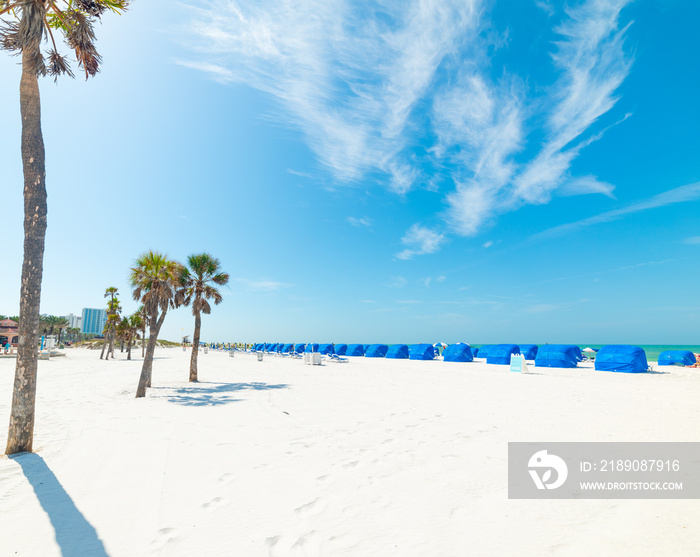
[267,343,278,352]
[657,350,696,366]
[595,345,649,373]
[281,343,294,354]
[519,344,538,360]
[294,343,306,354]
[255,343,264,351]
[304,343,320,353]
[386,344,409,359]
[347,344,365,356]
[319,343,334,355]
[486,344,520,365]
[334,344,347,356]
[572,346,583,362]
[477,345,493,358]
[362,344,370,352]
[535,345,579,368]
[443,343,474,362]
[365,344,389,358]
[471,347,479,358]
[409,344,435,360]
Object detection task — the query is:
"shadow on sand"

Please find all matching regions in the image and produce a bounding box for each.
[150,381,289,406]
[11,452,109,557]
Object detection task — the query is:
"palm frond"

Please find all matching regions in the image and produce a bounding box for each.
[0,21,21,54]
[74,0,107,18]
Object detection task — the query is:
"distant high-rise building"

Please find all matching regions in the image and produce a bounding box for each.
[63,313,82,329]
[81,308,107,335]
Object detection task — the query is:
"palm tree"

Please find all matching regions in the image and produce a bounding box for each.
[100,287,119,360]
[180,254,229,382]
[3,1,130,455]
[130,251,183,398]
[122,313,143,360]
[38,314,67,347]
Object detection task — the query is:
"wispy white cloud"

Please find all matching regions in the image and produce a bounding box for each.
[532,182,700,240]
[182,0,481,192]
[346,216,372,228]
[683,236,700,245]
[423,274,447,288]
[183,0,635,249]
[396,224,446,260]
[387,276,408,288]
[287,168,314,179]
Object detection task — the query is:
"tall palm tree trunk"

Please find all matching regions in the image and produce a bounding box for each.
[108,328,115,359]
[135,310,167,398]
[6,47,48,455]
[189,311,201,382]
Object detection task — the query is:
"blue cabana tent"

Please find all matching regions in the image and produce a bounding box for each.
[486,344,520,365]
[267,343,278,352]
[535,345,579,368]
[304,343,320,353]
[386,344,409,359]
[477,345,493,359]
[319,343,334,355]
[519,344,538,360]
[335,344,347,355]
[443,343,473,362]
[573,346,583,362]
[471,347,479,358]
[595,345,649,373]
[409,344,435,360]
[294,343,306,354]
[281,343,294,354]
[362,344,370,352]
[347,344,365,356]
[658,350,696,366]
[365,344,388,358]
[255,343,264,351]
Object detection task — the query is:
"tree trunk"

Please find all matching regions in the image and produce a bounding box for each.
[6,47,47,456]
[135,308,167,398]
[189,311,201,382]
[127,338,132,360]
[100,335,108,359]
[141,325,146,358]
[107,326,116,359]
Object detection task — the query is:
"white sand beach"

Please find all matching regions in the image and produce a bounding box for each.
[1,348,699,556]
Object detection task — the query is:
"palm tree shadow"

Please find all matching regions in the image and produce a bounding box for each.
[11,452,109,557]
[150,381,289,406]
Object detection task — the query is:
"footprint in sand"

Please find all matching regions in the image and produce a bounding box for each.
[316,474,334,485]
[294,497,325,517]
[202,497,227,512]
[266,531,322,557]
[150,528,180,551]
[218,472,234,484]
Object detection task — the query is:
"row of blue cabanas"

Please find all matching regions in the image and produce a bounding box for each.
[250,342,685,373]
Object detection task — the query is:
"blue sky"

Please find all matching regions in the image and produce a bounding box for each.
[0,0,698,345]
